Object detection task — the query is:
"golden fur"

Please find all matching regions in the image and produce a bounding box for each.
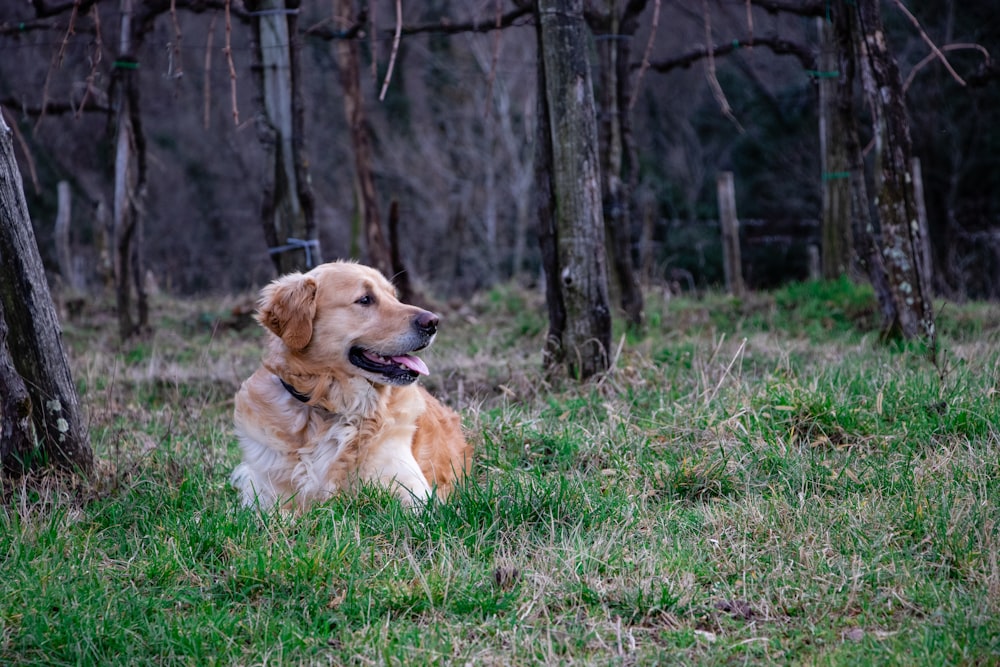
[231,261,472,510]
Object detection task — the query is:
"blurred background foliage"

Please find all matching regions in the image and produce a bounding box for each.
[0,0,997,298]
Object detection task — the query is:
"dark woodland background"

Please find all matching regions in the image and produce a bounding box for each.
[2,0,998,300]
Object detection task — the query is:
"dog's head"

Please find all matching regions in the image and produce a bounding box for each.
[257,261,438,386]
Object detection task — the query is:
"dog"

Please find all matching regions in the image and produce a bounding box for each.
[231,261,472,510]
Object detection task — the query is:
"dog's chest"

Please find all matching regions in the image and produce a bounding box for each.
[297,410,363,477]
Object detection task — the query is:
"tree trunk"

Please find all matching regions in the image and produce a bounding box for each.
[594,7,644,330]
[334,0,392,277]
[535,0,612,380]
[250,0,320,275]
[831,1,899,331]
[817,17,853,279]
[0,111,92,476]
[387,200,426,307]
[111,0,148,340]
[853,0,935,352]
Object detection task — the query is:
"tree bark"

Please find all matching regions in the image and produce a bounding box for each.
[250,0,320,276]
[853,0,935,352]
[334,0,392,278]
[0,111,92,476]
[0,306,35,475]
[536,0,612,380]
[831,1,898,331]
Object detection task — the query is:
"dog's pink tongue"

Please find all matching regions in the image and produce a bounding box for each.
[392,354,429,376]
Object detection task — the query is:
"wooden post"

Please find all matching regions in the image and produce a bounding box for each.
[808,244,821,281]
[818,16,853,279]
[53,180,83,291]
[717,171,744,297]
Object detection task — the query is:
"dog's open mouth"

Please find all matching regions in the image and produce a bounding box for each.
[349,347,429,384]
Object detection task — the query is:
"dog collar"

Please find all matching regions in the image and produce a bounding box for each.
[279,377,311,403]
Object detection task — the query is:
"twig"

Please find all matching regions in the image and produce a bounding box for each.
[628,0,660,112]
[167,0,184,84]
[890,0,965,86]
[745,0,753,44]
[701,0,744,132]
[304,6,531,41]
[705,337,747,405]
[203,12,217,128]
[36,0,82,129]
[55,0,80,66]
[75,4,103,118]
[369,0,377,86]
[224,0,239,124]
[646,34,814,74]
[483,0,503,118]
[2,108,41,194]
[378,0,402,101]
[903,42,990,93]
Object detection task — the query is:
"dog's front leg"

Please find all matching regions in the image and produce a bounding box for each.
[359,437,433,507]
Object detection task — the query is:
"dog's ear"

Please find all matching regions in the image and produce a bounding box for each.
[256,273,318,350]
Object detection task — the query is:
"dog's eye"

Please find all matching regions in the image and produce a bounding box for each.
[356,295,374,306]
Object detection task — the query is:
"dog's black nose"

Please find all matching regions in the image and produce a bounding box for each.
[414,310,439,335]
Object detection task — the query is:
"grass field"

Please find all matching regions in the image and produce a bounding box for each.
[2,278,999,665]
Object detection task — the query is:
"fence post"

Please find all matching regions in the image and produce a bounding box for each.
[717,171,745,297]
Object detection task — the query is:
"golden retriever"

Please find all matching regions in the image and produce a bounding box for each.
[231,261,472,510]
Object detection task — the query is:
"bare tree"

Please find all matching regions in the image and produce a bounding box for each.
[588,0,646,330]
[0,110,91,476]
[111,0,149,340]
[535,0,612,380]
[249,0,320,275]
[332,0,392,278]
[852,0,935,351]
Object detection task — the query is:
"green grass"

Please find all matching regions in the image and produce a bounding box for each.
[2,282,999,665]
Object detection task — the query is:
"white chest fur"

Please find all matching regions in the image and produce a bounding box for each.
[232,371,432,509]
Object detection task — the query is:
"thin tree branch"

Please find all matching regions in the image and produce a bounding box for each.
[223,0,238,124]
[745,0,754,43]
[1,107,40,194]
[748,0,823,17]
[645,35,816,74]
[377,0,402,101]
[1,96,111,116]
[75,3,103,118]
[484,0,504,118]
[628,0,660,111]
[891,0,965,87]
[203,12,217,128]
[307,5,532,41]
[702,0,743,132]
[903,42,990,93]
